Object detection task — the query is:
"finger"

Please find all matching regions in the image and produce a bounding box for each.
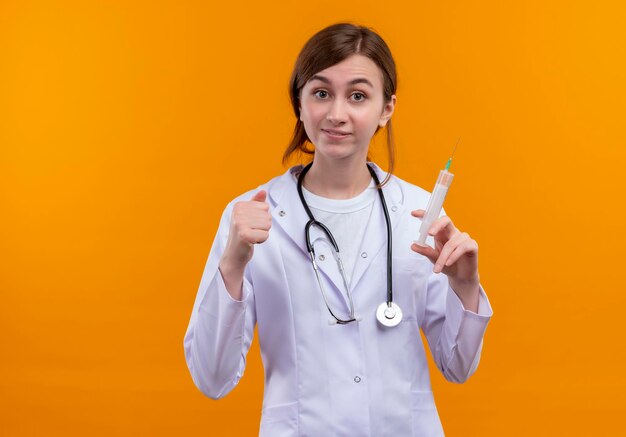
[434,232,469,272]
[234,202,270,217]
[233,199,269,217]
[428,216,458,241]
[410,242,439,265]
[233,208,271,227]
[241,208,271,220]
[247,201,270,212]
[245,216,272,231]
[232,212,271,234]
[444,236,478,266]
[251,190,267,203]
[411,209,426,217]
[241,229,269,244]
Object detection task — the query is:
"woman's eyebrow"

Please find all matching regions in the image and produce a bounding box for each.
[309,74,374,88]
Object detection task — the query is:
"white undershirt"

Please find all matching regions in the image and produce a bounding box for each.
[302,180,377,287]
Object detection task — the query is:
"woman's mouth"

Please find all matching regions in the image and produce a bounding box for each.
[322,129,351,139]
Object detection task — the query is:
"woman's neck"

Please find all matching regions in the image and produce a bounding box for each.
[303,156,372,199]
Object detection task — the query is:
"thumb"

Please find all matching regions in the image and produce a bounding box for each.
[411,242,438,265]
[251,190,267,203]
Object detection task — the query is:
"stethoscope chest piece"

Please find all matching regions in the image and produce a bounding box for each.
[376,302,403,327]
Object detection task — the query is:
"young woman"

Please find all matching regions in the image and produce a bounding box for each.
[184,22,493,436]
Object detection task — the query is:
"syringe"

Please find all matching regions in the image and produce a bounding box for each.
[415,139,459,247]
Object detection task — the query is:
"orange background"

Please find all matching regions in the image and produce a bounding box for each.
[2,1,625,435]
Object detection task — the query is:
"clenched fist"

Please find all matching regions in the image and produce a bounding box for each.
[219,190,272,299]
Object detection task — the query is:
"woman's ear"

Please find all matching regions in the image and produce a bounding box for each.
[378,95,396,127]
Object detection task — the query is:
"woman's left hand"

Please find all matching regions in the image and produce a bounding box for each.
[410,209,480,311]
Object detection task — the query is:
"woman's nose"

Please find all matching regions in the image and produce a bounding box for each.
[326,99,348,124]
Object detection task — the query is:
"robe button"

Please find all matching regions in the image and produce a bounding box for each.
[278,210,286,217]
[391,205,398,212]
[318,254,325,261]
[354,376,361,383]
[361,252,367,258]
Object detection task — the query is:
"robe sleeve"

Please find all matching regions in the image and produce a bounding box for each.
[183,202,257,399]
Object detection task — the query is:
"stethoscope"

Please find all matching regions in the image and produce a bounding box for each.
[296,162,403,327]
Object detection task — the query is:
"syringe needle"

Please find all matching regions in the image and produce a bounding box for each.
[451,137,460,160]
[445,137,460,171]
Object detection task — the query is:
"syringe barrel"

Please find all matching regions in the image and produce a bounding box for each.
[416,170,454,245]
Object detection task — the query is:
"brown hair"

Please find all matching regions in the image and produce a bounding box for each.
[283,22,398,186]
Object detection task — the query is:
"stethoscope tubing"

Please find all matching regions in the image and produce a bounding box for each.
[296,162,394,324]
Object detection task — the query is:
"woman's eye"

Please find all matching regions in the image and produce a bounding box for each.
[313,90,366,101]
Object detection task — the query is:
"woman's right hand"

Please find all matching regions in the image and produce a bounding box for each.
[219,190,272,299]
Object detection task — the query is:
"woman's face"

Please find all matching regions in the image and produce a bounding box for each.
[299,54,396,163]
